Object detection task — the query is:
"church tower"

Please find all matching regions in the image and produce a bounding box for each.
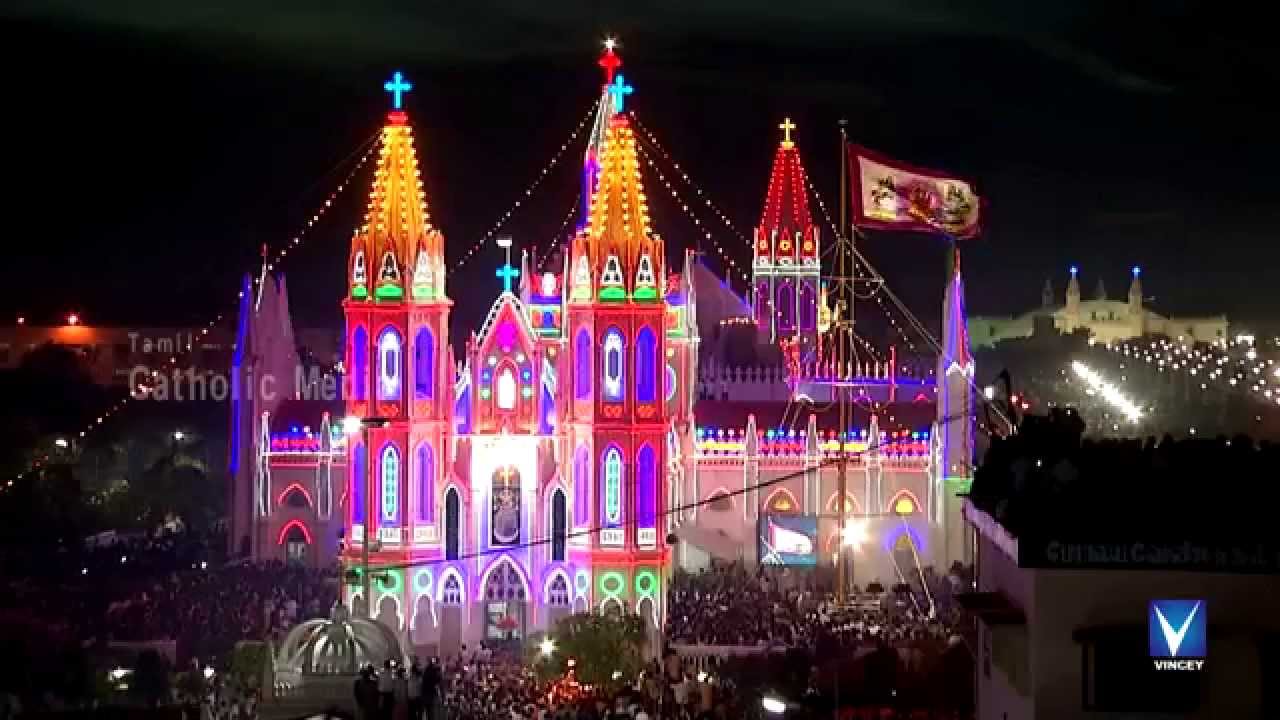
[343,73,453,618]
[934,249,974,568]
[752,118,820,347]
[564,78,669,618]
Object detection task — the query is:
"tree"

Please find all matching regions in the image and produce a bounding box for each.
[535,612,645,690]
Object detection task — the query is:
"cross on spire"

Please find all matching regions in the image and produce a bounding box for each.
[495,236,520,293]
[779,117,796,149]
[598,41,622,85]
[383,71,412,110]
[608,74,633,113]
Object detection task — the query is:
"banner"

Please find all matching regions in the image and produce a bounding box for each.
[757,513,819,566]
[850,145,981,238]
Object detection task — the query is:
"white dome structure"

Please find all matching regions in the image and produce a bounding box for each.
[276,601,403,676]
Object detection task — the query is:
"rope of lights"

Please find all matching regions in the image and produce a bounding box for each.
[535,193,582,274]
[636,144,751,288]
[629,112,755,250]
[448,98,600,273]
[7,137,378,489]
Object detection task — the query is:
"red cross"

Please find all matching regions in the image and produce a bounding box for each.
[598,48,622,85]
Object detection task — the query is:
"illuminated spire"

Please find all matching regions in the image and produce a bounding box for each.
[754,120,816,265]
[349,72,445,304]
[941,248,972,374]
[573,110,663,302]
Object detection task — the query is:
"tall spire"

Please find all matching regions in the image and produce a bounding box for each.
[941,247,972,374]
[348,72,445,304]
[583,40,623,225]
[1128,265,1143,313]
[571,103,663,303]
[754,119,817,266]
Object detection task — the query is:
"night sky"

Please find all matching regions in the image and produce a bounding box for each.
[4,1,1278,345]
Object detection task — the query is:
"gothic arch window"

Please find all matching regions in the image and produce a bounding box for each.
[635,444,656,529]
[351,443,366,524]
[765,488,800,514]
[352,326,368,401]
[777,282,796,331]
[417,442,434,523]
[635,326,658,403]
[380,444,400,525]
[484,560,527,602]
[826,492,860,514]
[495,363,518,410]
[440,573,463,605]
[352,251,368,286]
[601,446,623,525]
[799,281,817,331]
[755,281,771,325]
[888,489,921,516]
[281,484,311,509]
[574,329,592,400]
[377,327,403,401]
[444,488,461,560]
[602,327,625,402]
[573,445,589,525]
[547,574,570,607]
[707,489,733,512]
[551,489,567,562]
[379,251,400,283]
[414,327,434,400]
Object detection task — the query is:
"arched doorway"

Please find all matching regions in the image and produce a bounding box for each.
[437,572,464,657]
[279,521,311,565]
[546,573,571,629]
[482,560,529,645]
[550,489,567,562]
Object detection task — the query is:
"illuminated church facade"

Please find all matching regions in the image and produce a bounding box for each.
[228,54,975,655]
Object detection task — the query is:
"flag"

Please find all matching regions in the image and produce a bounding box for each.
[849,145,982,238]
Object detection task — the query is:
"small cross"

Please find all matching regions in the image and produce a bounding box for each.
[598,44,622,85]
[495,236,520,293]
[779,117,796,149]
[383,71,412,110]
[608,74,633,113]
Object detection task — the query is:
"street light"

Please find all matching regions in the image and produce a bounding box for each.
[54,437,69,449]
[841,518,866,549]
[761,696,787,715]
[342,415,391,618]
[539,638,556,657]
[172,430,185,441]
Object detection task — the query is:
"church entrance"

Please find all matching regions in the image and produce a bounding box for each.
[438,573,463,657]
[483,560,528,646]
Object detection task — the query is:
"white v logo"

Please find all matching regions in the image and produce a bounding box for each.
[1155,601,1200,657]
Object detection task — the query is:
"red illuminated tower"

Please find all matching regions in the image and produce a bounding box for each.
[564,82,669,615]
[752,117,821,346]
[343,73,453,621]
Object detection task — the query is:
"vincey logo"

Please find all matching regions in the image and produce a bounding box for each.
[1149,599,1206,671]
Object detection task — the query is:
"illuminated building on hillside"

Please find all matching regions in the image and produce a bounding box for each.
[969,266,1228,349]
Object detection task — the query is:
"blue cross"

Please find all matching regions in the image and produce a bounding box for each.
[608,74,633,113]
[383,71,412,109]
[496,262,520,293]
[495,237,520,293]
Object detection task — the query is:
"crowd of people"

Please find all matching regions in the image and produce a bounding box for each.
[101,559,338,662]
[665,562,967,651]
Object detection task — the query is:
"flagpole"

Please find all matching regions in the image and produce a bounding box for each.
[836,119,850,603]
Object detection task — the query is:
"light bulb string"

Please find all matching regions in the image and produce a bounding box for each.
[448,98,600,273]
[7,133,378,489]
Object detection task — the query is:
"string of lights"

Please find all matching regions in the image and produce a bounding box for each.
[6,136,379,490]
[629,112,755,250]
[448,98,600,273]
[635,143,752,287]
[535,193,582,274]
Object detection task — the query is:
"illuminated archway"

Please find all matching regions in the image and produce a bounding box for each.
[277,482,313,509]
[763,487,800,514]
[887,489,922,516]
[276,519,313,545]
[825,492,860,514]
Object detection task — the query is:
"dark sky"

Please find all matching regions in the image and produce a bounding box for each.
[3,1,1278,344]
